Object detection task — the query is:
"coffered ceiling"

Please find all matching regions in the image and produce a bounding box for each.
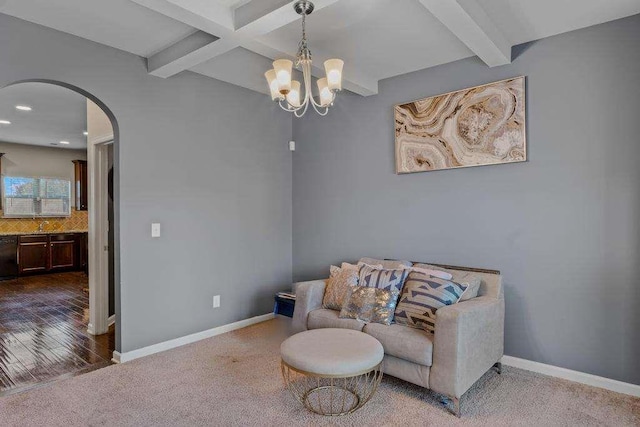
[1,0,639,97]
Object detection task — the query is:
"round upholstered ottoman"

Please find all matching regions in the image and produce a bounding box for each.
[280,328,384,416]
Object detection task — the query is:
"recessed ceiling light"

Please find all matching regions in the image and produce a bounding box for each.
[83,131,88,136]
[59,141,70,145]
[0,120,10,125]
[16,105,32,111]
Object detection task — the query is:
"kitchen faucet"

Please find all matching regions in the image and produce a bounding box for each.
[38,220,49,232]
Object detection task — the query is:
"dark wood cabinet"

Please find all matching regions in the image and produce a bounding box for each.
[77,232,88,274]
[72,160,88,211]
[18,236,49,274]
[49,234,76,270]
[18,233,87,275]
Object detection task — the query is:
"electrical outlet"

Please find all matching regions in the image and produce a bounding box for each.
[151,223,161,237]
[213,295,220,308]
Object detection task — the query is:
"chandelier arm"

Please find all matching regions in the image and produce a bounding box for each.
[277,100,291,111]
[309,90,335,110]
[310,101,330,116]
[306,59,335,111]
[303,61,313,100]
[294,107,306,118]
[305,62,320,109]
[298,98,311,117]
[278,99,304,113]
[277,100,295,112]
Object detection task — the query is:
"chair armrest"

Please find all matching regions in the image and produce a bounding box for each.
[429,296,505,398]
[291,279,327,334]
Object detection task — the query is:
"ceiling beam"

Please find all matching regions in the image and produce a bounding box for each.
[130,0,235,37]
[131,0,378,96]
[233,0,290,32]
[418,0,511,67]
[149,31,224,78]
[135,0,340,70]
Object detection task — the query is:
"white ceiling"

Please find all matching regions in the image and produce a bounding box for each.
[0,83,87,150]
[1,0,638,96]
[257,0,474,83]
[0,0,196,57]
[476,0,640,45]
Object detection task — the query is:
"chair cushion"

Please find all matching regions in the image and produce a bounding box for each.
[307,309,364,331]
[363,323,434,366]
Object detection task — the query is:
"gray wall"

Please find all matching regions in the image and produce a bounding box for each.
[0,13,292,353]
[292,14,640,385]
[0,141,86,207]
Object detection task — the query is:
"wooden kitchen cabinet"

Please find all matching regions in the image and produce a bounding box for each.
[49,234,76,270]
[72,159,88,211]
[77,232,88,273]
[18,235,49,274]
[18,233,87,275]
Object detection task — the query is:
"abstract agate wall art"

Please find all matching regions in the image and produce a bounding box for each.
[394,76,526,174]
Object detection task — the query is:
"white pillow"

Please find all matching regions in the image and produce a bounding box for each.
[400,266,453,280]
[341,261,383,271]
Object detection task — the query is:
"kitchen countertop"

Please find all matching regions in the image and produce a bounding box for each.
[0,230,88,236]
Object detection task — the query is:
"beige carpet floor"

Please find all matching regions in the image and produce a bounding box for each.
[0,317,638,426]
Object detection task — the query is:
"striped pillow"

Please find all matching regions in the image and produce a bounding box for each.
[358,264,409,294]
[394,271,468,333]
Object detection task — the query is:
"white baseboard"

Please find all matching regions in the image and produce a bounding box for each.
[501,355,640,398]
[111,313,275,364]
[108,315,115,327]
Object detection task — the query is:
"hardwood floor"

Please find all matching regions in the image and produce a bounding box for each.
[0,272,114,395]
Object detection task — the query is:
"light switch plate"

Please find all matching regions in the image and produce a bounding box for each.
[213,295,220,308]
[151,223,161,238]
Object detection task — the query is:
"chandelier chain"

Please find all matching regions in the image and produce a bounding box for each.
[297,10,311,64]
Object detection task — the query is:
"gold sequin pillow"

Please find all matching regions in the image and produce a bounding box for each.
[322,265,359,310]
[339,286,400,325]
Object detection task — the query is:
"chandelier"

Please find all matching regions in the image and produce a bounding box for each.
[264,0,344,117]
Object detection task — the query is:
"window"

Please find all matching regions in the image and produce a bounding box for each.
[2,176,71,218]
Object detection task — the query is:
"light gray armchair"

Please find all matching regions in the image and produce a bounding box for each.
[291,262,504,416]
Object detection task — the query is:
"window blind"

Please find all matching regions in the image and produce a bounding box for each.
[2,176,71,217]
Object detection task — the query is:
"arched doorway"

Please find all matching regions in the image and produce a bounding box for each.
[0,80,119,392]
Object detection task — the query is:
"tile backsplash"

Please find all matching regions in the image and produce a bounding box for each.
[0,209,88,234]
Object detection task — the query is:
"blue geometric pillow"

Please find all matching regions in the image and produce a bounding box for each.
[358,264,409,294]
[394,271,468,333]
